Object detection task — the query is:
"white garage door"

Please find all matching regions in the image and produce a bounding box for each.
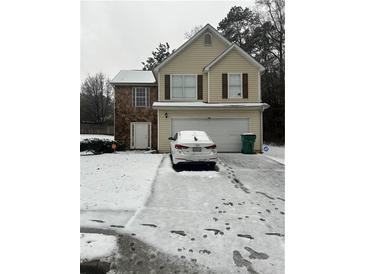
[171,118,249,152]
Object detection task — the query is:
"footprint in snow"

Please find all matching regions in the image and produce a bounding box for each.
[90,219,104,223]
[199,249,211,255]
[140,223,157,228]
[237,234,254,240]
[204,228,224,235]
[244,246,269,260]
[170,230,186,236]
[266,232,284,237]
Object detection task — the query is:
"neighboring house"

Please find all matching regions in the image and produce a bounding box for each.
[112,23,269,152]
[111,70,158,150]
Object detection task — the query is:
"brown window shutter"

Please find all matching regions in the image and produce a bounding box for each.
[197,75,203,100]
[242,73,248,98]
[222,73,228,99]
[165,74,170,100]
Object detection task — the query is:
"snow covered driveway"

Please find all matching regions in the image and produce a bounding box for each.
[121,154,285,274]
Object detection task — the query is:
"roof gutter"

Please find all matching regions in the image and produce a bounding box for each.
[152,103,270,111]
[110,82,157,87]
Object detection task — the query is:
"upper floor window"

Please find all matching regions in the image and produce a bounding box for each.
[204,33,212,46]
[133,87,148,107]
[228,74,242,98]
[171,75,197,100]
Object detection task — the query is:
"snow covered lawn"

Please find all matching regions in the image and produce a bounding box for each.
[80,233,117,262]
[81,153,162,211]
[80,152,163,264]
[80,152,163,233]
[263,144,285,164]
[80,134,114,141]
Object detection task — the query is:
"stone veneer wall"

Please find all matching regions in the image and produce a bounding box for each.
[114,86,158,149]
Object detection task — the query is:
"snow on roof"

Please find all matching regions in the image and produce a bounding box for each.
[110,70,156,84]
[153,102,270,110]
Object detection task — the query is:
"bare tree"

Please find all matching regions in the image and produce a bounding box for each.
[256,0,285,80]
[80,73,113,124]
[184,25,203,39]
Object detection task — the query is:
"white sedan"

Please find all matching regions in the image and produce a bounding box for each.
[169,130,218,167]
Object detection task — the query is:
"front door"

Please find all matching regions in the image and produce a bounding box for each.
[133,122,149,149]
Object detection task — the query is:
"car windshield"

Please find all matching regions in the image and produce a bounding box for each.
[179,131,211,142]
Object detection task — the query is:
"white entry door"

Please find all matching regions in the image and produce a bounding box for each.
[131,122,150,149]
[171,118,249,152]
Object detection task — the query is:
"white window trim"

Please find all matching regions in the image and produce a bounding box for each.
[170,74,198,101]
[228,73,243,99]
[133,87,149,107]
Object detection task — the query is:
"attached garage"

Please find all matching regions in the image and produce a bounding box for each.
[153,102,269,153]
[171,118,249,152]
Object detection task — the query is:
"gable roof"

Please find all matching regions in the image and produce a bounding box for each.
[203,43,265,72]
[153,24,232,72]
[110,70,156,85]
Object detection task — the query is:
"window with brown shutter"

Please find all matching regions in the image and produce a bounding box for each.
[165,74,170,100]
[242,73,248,98]
[222,73,228,99]
[197,75,203,100]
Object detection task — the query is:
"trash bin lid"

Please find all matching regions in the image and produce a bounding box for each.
[241,133,256,136]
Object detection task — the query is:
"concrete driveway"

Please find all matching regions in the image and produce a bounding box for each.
[110,153,285,274]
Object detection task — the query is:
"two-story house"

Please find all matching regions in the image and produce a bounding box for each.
[111,24,269,153]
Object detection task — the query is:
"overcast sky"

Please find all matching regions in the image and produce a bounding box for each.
[81,0,255,82]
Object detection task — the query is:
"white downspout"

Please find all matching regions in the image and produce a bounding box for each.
[157,109,160,151]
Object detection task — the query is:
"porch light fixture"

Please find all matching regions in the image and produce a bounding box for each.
[165,112,168,118]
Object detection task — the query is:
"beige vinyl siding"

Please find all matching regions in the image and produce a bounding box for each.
[209,48,260,103]
[159,32,228,102]
[158,109,262,152]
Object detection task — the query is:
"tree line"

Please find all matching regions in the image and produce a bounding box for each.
[80,73,114,125]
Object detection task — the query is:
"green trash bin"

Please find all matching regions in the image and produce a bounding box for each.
[241,133,256,154]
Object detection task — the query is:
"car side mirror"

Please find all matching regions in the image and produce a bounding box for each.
[168,137,174,141]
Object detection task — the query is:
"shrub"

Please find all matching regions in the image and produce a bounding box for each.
[80,138,125,154]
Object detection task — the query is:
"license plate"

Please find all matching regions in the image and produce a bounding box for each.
[192,147,201,152]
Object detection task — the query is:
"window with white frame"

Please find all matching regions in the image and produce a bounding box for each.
[171,75,197,99]
[228,74,242,98]
[133,87,148,107]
